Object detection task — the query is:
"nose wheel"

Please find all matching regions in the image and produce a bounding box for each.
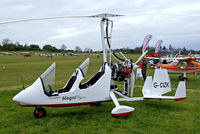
[34,107,46,119]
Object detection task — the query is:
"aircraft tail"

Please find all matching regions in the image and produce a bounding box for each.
[142,69,186,101]
[142,69,171,96]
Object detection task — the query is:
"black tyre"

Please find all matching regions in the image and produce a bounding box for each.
[34,107,46,119]
[178,76,184,81]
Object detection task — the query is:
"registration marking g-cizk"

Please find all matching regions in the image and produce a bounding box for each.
[153,82,169,88]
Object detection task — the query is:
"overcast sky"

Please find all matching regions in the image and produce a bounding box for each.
[0,0,200,51]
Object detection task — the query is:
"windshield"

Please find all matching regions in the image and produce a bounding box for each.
[40,63,55,93]
[177,61,187,70]
[171,61,178,66]
[79,58,89,77]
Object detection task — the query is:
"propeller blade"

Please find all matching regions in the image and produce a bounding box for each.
[0,13,124,25]
[119,51,127,60]
[130,71,135,96]
[135,50,148,65]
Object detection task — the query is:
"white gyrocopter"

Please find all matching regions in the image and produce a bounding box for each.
[3,13,186,118]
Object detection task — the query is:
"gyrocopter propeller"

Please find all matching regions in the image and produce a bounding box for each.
[1,13,186,119]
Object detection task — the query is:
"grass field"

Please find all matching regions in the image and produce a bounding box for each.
[0,54,200,134]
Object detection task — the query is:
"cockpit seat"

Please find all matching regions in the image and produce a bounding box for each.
[58,76,77,93]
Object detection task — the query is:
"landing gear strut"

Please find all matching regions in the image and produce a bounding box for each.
[34,107,46,119]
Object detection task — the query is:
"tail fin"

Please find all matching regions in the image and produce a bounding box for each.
[142,76,152,96]
[142,69,171,97]
[142,71,186,101]
[152,69,171,96]
[174,81,186,101]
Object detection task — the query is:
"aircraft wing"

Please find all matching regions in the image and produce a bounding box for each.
[146,57,173,60]
[147,56,200,62]
[169,57,200,62]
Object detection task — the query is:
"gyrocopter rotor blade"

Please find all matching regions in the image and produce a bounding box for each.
[89,13,124,18]
[0,13,124,25]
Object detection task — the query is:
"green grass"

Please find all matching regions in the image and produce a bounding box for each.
[0,54,200,134]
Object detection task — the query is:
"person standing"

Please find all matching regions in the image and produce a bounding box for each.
[142,60,147,81]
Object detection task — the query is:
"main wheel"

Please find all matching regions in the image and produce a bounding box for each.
[34,107,46,119]
[183,77,188,81]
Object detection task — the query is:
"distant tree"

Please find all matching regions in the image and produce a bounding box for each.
[84,48,90,52]
[15,41,20,46]
[2,38,11,45]
[159,46,162,52]
[30,44,40,51]
[163,46,167,52]
[24,44,30,51]
[169,44,172,52]
[43,44,60,52]
[3,44,15,51]
[15,44,24,51]
[178,48,182,55]
[0,45,2,50]
[60,44,67,50]
[182,46,187,54]
[183,47,186,52]
[75,46,82,52]
[43,44,52,50]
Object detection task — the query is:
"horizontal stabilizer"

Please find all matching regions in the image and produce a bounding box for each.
[143,81,186,101]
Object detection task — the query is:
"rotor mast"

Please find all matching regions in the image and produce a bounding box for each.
[97,13,123,63]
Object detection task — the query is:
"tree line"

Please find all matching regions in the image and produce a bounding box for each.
[113,45,199,55]
[0,38,84,52]
[0,38,199,55]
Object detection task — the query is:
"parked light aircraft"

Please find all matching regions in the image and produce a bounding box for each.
[1,13,186,118]
[157,56,200,80]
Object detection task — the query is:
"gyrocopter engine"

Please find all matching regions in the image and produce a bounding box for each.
[110,58,133,95]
